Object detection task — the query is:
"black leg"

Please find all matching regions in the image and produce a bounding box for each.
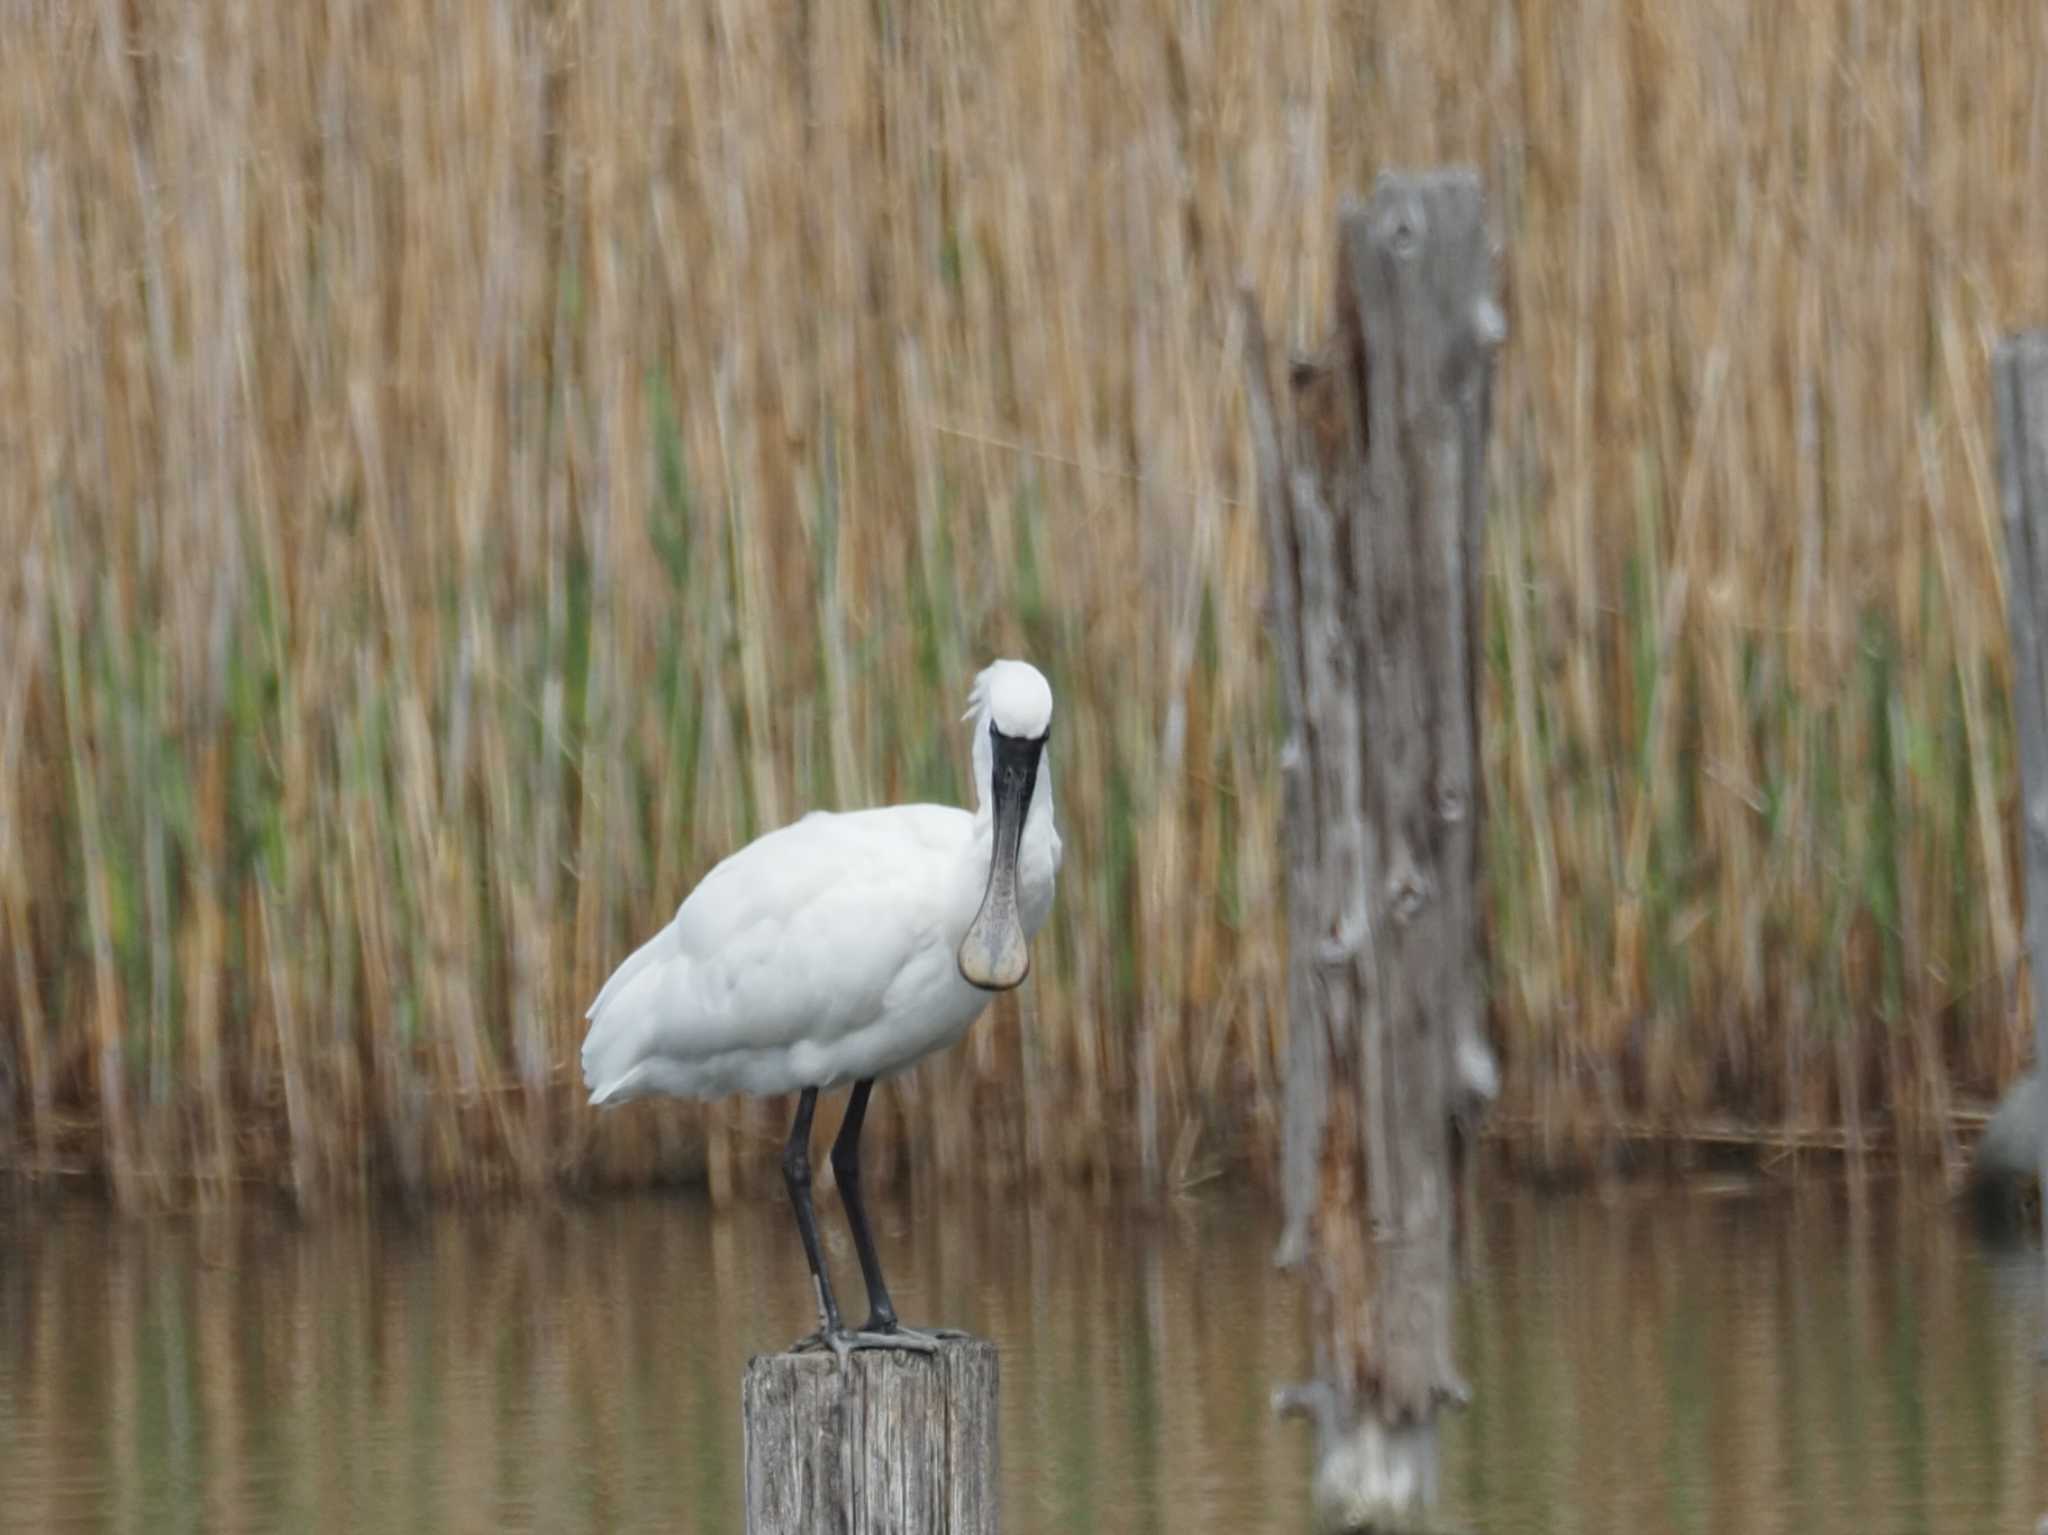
[782,1087,843,1338]
[830,1078,899,1333]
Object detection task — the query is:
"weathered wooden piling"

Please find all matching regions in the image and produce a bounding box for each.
[742,1335,999,1533]
[1241,170,1504,1529]
[1994,327,2048,1358]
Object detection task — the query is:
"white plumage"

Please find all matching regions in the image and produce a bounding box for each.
[580,659,1061,1106]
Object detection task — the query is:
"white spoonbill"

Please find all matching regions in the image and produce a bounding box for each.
[580,658,1061,1355]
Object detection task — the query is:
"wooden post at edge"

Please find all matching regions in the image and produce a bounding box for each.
[1994,328,2048,1360]
[742,1335,999,1534]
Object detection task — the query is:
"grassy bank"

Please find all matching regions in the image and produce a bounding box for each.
[3,1,2045,1205]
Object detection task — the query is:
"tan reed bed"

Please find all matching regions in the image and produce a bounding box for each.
[2,1,2045,1205]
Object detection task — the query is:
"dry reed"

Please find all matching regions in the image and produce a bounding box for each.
[3,0,2046,1205]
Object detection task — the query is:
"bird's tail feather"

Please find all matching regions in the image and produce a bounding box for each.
[584,920,673,1021]
[580,922,680,1103]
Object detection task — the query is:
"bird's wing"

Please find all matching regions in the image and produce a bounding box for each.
[579,806,970,1099]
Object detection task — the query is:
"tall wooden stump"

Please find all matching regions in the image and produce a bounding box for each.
[742,1335,999,1534]
[1994,328,2048,1358]
[1241,171,1504,1530]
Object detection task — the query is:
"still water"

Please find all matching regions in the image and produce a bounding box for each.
[1,1180,2043,1533]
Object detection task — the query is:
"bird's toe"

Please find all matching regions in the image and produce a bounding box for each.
[788,1327,844,1358]
[788,1325,936,1362]
[846,1327,939,1355]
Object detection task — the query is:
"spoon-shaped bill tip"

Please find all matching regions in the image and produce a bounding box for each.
[959,908,1030,991]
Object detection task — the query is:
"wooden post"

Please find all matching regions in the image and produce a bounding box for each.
[1241,171,1503,1530]
[1994,328,2048,1360]
[742,1336,999,1534]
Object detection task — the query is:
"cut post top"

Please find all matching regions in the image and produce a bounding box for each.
[742,1334,1000,1535]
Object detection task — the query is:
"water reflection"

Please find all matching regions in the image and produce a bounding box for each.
[0,1182,2040,1533]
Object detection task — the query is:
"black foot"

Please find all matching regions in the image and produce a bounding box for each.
[790,1325,944,1362]
[866,1319,971,1346]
